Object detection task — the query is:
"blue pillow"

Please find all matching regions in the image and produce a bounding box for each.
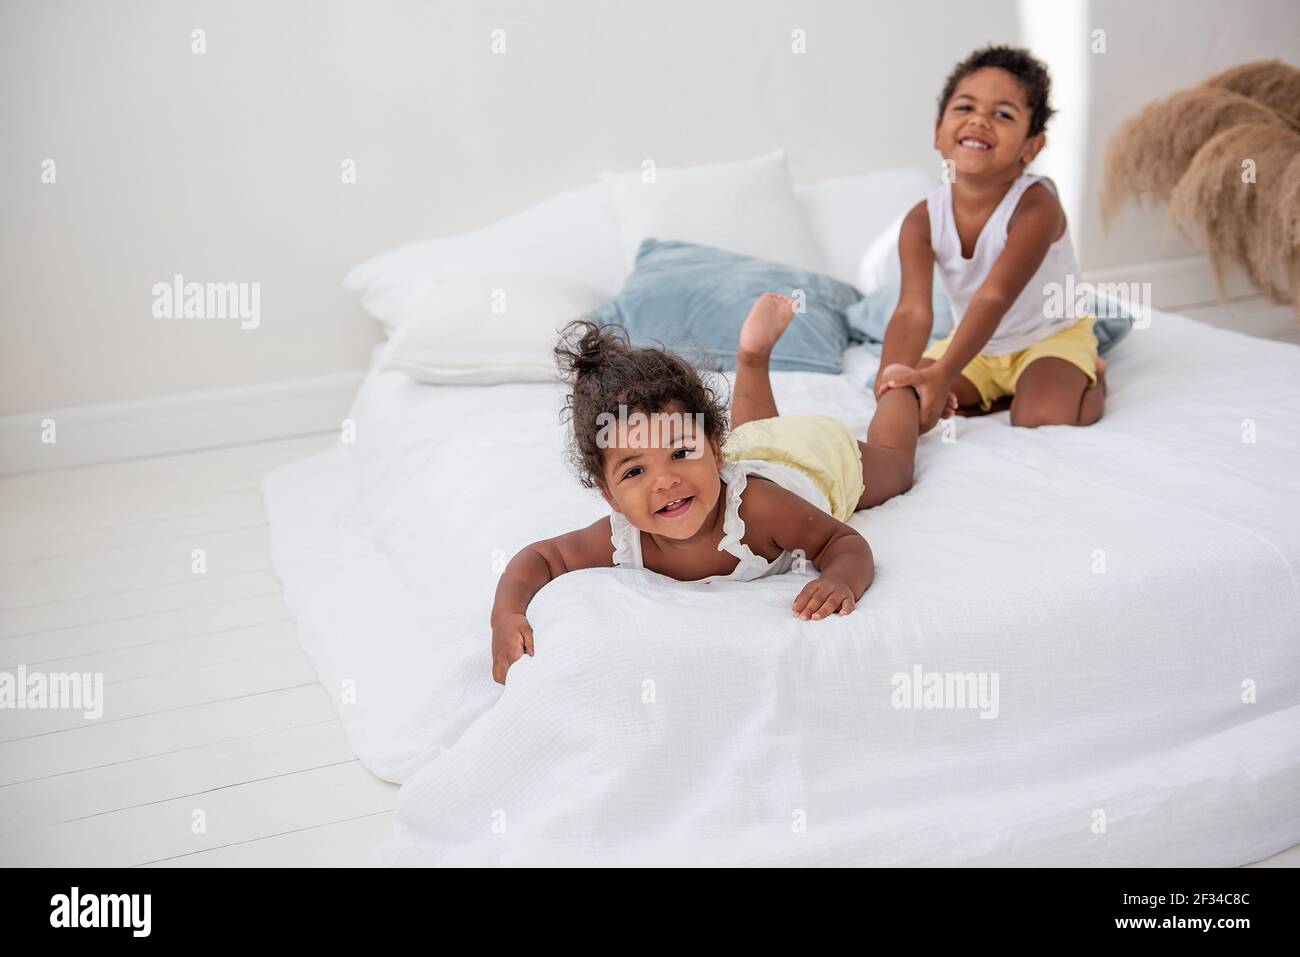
[1088,290,1136,354]
[585,239,860,375]
[845,277,955,348]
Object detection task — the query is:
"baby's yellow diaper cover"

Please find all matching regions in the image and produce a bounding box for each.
[722,414,864,523]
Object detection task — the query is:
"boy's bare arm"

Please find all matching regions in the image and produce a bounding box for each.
[928,184,1063,379]
[877,201,937,373]
[742,480,874,618]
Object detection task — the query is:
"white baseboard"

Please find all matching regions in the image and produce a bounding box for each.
[1083,254,1261,312]
[0,371,365,476]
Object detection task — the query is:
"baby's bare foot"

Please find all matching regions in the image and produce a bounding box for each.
[739,292,797,360]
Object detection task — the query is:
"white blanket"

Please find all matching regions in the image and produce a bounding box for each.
[263,310,1300,866]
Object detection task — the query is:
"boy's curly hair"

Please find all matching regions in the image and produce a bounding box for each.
[553,318,731,493]
[937,45,1056,137]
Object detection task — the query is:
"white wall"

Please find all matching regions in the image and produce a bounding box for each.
[1,0,1020,413]
[2,0,1295,414]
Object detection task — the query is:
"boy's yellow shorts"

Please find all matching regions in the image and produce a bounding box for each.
[921,315,1100,411]
[722,414,865,523]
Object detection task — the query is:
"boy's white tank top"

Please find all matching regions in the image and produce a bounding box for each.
[927,173,1084,355]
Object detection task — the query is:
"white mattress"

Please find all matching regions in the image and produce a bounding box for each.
[262,310,1300,866]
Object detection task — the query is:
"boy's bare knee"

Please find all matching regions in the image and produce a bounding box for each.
[1010,405,1078,428]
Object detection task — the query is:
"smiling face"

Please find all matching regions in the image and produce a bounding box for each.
[598,401,725,540]
[935,66,1044,180]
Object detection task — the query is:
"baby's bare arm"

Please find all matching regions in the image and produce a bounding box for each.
[491,517,616,621]
[740,480,874,616]
[490,518,616,684]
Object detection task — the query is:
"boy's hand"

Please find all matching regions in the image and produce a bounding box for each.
[491,612,534,685]
[793,575,856,620]
[878,364,958,433]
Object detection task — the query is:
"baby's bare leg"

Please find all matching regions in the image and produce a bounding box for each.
[733,354,779,430]
[733,293,797,429]
[856,387,920,510]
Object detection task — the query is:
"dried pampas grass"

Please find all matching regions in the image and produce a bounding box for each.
[1099,88,1289,229]
[1278,153,1300,307]
[1100,59,1300,312]
[1202,59,1300,127]
[1169,123,1300,304]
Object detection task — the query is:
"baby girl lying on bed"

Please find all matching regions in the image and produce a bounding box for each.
[490,292,952,684]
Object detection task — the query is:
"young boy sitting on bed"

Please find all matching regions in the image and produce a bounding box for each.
[875,44,1106,431]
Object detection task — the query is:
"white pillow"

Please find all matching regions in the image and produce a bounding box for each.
[795,168,934,288]
[857,210,910,295]
[380,273,608,385]
[344,164,933,335]
[601,149,824,273]
[856,203,951,307]
[344,184,624,329]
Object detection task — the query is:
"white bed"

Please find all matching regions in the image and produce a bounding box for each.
[263,307,1300,866]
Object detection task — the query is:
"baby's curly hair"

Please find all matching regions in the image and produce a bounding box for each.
[938,44,1056,137]
[554,318,731,493]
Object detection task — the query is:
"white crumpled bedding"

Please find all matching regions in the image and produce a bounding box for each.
[263,309,1300,866]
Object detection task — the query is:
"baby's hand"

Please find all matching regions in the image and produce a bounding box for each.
[491,612,534,685]
[793,575,856,620]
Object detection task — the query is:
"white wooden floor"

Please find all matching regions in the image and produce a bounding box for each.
[2,296,1298,868]
[0,433,399,866]
[1177,292,1300,347]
